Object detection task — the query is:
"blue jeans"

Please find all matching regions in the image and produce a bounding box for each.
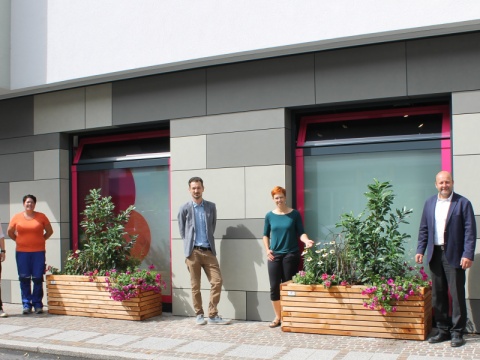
[16,251,46,309]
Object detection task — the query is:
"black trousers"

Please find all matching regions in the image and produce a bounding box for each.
[268,251,300,301]
[430,246,467,334]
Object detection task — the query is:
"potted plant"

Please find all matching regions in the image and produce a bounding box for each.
[282,179,432,340]
[46,189,165,320]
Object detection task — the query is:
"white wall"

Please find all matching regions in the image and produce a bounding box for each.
[8,0,480,92]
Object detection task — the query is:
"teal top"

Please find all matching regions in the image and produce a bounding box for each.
[263,209,305,254]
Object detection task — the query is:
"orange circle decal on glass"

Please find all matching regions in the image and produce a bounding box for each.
[124,210,151,261]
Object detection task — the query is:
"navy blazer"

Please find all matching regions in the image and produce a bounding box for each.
[178,199,217,258]
[417,192,476,268]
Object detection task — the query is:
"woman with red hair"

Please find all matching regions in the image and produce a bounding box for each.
[263,186,313,328]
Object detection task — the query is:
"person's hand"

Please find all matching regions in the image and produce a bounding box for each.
[304,239,314,249]
[0,253,5,262]
[415,254,423,264]
[266,249,274,262]
[460,257,473,270]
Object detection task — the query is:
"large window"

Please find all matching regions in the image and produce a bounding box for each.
[296,106,450,262]
[72,131,172,303]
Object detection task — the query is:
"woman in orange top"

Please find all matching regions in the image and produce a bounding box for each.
[8,194,53,314]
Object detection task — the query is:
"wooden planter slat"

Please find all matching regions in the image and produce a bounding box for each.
[281,281,432,340]
[46,274,162,321]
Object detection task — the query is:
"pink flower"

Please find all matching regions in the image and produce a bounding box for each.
[148,264,156,270]
[340,281,348,286]
[299,271,306,277]
[321,273,329,281]
[324,280,331,288]
[387,279,394,286]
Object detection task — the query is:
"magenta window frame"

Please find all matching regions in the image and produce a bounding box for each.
[71,130,171,302]
[295,105,451,219]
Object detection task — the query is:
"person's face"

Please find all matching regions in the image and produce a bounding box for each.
[23,198,36,212]
[435,172,453,199]
[189,181,204,201]
[273,193,286,207]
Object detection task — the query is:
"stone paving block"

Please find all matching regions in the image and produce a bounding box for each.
[342,352,399,360]
[86,333,141,345]
[280,348,339,360]
[407,357,459,360]
[13,327,62,338]
[176,340,234,355]
[40,343,155,360]
[128,337,186,351]
[46,330,100,341]
[225,344,285,359]
[0,325,26,335]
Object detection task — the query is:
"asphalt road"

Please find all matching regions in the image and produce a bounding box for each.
[0,348,83,360]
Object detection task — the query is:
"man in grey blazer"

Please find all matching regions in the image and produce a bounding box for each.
[178,177,230,325]
[416,171,476,347]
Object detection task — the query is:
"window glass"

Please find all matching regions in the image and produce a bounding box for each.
[303,149,440,261]
[304,114,442,144]
[77,165,171,301]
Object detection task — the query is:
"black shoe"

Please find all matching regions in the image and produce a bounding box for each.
[428,332,451,344]
[451,333,465,347]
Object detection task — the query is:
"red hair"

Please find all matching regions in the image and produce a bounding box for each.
[271,186,286,198]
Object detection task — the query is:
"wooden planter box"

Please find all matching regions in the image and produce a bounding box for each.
[46,274,162,321]
[280,281,432,340]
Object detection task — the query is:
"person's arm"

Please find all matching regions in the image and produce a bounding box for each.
[177,206,186,239]
[300,233,314,248]
[263,235,274,262]
[263,214,274,261]
[415,201,430,264]
[0,236,5,262]
[7,223,16,241]
[295,210,314,248]
[460,200,476,269]
[44,223,54,241]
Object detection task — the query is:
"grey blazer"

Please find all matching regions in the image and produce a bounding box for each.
[178,200,217,257]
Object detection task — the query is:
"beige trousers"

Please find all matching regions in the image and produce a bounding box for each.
[185,248,223,318]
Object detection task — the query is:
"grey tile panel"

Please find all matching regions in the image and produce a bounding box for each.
[315,42,407,104]
[467,299,480,333]
[215,218,265,239]
[407,32,480,95]
[0,183,9,219]
[207,128,288,168]
[0,96,34,139]
[112,69,206,125]
[0,153,34,182]
[452,90,480,114]
[0,133,68,155]
[171,108,287,138]
[207,54,315,115]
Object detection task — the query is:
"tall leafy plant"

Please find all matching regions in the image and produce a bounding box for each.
[63,188,140,275]
[336,179,412,283]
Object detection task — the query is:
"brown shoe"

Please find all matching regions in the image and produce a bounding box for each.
[269,318,281,328]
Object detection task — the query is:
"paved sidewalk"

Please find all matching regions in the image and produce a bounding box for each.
[1,303,480,360]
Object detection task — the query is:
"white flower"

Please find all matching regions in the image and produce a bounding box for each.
[322,253,328,258]
[330,241,336,245]
[330,249,335,254]
[306,257,313,262]
[316,242,322,246]
[315,250,321,253]
[301,250,308,255]
[317,261,323,265]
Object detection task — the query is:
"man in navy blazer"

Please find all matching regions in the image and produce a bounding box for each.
[178,177,230,326]
[416,171,476,347]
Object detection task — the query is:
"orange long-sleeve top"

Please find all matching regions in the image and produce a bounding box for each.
[9,212,51,252]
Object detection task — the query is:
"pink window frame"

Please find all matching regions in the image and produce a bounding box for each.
[295,105,451,217]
